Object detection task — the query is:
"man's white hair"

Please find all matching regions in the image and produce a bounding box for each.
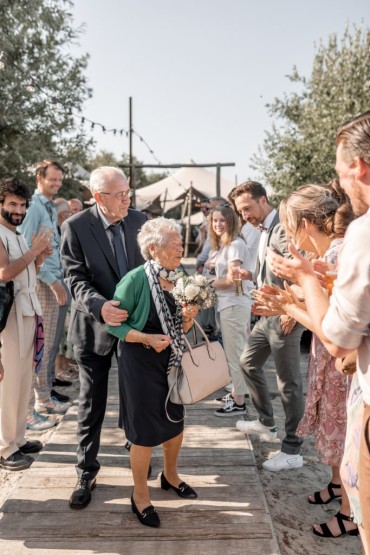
[89,166,127,195]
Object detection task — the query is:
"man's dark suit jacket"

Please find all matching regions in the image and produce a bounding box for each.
[61,205,146,356]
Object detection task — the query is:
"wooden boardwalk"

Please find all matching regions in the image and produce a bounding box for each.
[0,362,280,555]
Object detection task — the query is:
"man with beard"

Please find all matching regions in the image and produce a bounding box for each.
[0,177,52,470]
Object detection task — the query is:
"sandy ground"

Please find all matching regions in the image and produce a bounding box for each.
[250,342,361,555]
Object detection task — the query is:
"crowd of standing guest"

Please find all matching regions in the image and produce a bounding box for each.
[0,112,369,552]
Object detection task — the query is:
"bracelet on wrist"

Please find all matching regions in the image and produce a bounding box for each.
[142,334,151,349]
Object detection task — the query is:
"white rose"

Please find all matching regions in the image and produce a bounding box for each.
[194,274,206,286]
[184,284,200,300]
[159,270,167,279]
[175,279,185,292]
[200,290,207,299]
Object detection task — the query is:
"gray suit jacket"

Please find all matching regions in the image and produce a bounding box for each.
[61,205,146,355]
[256,212,290,288]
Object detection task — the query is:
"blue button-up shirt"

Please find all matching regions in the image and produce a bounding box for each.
[19,190,63,286]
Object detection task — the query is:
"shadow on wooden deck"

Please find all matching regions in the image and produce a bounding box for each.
[0,363,280,555]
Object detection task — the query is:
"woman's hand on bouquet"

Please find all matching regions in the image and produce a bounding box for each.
[181,303,199,321]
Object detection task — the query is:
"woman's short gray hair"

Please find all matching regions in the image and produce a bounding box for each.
[89,166,127,195]
[138,217,182,260]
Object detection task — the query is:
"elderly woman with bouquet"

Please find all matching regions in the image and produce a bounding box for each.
[108,217,215,528]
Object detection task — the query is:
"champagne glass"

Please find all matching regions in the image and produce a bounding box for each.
[232,266,244,296]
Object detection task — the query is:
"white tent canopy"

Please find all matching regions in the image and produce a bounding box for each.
[135,166,235,213]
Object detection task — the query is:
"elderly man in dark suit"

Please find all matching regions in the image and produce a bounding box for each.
[230,181,304,472]
[61,166,146,509]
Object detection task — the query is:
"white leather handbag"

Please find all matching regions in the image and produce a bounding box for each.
[165,319,230,421]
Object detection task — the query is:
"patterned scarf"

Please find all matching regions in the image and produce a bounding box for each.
[144,260,185,371]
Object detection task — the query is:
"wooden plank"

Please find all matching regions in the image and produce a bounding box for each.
[3,483,266,513]
[19,466,262,488]
[0,509,273,538]
[0,538,280,555]
[0,359,280,555]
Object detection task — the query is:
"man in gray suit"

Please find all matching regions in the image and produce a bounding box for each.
[61,167,146,508]
[231,181,304,471]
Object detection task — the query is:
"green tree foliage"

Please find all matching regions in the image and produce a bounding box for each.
[0,0,91,183]
[252,25,370,200]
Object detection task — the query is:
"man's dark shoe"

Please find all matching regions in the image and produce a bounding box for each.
[0,450,33,471]
[53,378,72,387]
[51,389,71,403]
[19,440,43,454]
[69,477,97,509]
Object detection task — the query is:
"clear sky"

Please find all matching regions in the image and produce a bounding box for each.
[70,0,369,183]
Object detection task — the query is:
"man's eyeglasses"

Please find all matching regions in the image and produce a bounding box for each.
[100,189,133,200]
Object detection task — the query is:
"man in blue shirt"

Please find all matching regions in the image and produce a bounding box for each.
[20,160,71,430]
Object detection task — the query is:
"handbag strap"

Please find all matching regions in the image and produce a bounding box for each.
[165,373,186,423]
[183,319,217,365]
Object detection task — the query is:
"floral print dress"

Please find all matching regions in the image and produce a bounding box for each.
[296,239,349,466]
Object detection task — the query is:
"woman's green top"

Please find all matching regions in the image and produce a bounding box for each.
[107,265,151,342]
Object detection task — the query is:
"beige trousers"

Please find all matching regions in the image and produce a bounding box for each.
[0,306,35,458]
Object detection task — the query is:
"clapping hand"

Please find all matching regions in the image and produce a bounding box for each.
[312,259,336,287]
[32,227,53,265]
[266,244,315,285]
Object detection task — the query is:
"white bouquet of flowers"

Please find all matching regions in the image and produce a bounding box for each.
[171,273,217,310]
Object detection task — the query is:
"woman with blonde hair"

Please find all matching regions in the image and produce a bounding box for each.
[254,181,358,539]
[208,204,254,417]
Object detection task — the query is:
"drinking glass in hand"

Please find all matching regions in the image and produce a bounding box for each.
[232,266,244,296]
[325,270,337,297]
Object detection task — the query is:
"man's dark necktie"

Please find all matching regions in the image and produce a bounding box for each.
[109,224,128,278]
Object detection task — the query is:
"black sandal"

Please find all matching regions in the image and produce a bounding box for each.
[308,482,342,505]
[313,511,359,538]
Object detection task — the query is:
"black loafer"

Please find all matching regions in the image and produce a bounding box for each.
[131,494,160,527]
[53,378,72,387]
[69,477,96,509]
[19,440,43,454]
[125,442,152,479]
[0,450,33,471]
[160,471,198,499]
[51,389,71,403]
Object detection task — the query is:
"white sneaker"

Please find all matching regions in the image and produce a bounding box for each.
[262,451,303,472]
[236,419,277,441]
[26,411,57,431]
[35,397,72,415]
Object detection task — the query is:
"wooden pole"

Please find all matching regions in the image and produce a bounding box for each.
[128,97,135,205]
[184,184,193,257]
[216,163,221,197]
